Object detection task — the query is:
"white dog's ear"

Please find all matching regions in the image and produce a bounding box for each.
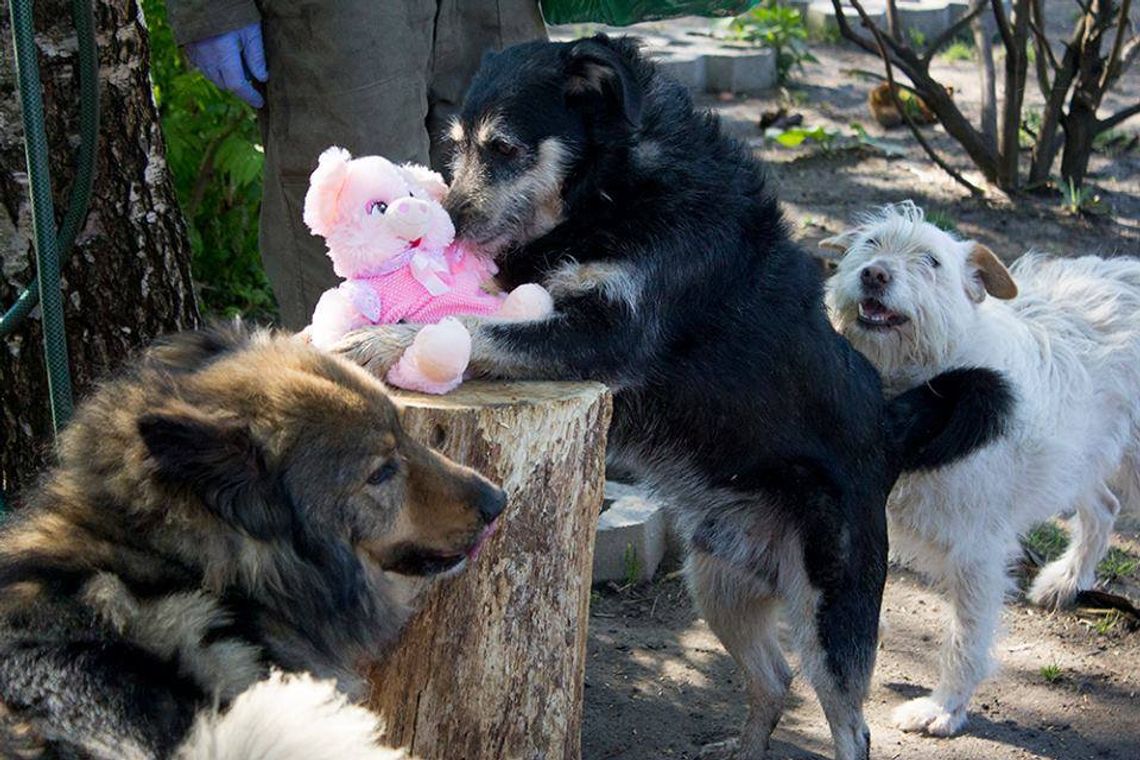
[819,228,859,254]
[965,244,1018,302]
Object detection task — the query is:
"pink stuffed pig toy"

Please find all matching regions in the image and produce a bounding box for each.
[303,146,552,393]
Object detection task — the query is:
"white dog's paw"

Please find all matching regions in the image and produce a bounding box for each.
[891,696,967,736]
[1027,561,1083,610]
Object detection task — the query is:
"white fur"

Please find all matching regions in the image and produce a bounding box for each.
[177,672,406,760]
[826,201,1140,736]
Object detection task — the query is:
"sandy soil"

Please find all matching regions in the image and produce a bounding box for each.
[579,24,1140,760]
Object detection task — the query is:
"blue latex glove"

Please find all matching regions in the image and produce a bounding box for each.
[185,22,268,108]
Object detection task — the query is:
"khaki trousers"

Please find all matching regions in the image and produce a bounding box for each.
[257,0,546,328]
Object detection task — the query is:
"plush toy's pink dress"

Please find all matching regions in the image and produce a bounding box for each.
[340,243,502,324]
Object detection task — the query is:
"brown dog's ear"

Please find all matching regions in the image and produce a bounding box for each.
[565,36,642,129]
[965,244,1018,302]
[138,409,291,540]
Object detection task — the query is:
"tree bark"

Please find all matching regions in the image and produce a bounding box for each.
[973,0,998,151]
[366,381,612,760]
[1,0,199,496]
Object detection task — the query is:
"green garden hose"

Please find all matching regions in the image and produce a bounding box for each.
[1,0,100,511]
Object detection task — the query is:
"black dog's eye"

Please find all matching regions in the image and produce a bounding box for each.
[924,253,941,268]
[367,461,398,486]
[490,139,519,159]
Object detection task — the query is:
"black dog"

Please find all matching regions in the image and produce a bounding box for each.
[339,35,1012,760]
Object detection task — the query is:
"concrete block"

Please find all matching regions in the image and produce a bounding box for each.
[646,49,707,92]
[703,48,777,93]
[593,495,667,584]
[897,1,951,43]
[805,1,887,38]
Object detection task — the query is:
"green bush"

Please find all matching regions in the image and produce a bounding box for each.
[142,0,277,321]
[727,2,817,83]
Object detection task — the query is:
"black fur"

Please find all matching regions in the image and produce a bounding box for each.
[443,35,1013,757]
[886,367,1015,471]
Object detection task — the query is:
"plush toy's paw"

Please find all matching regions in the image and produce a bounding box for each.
[386,319,471,394]
[498,283,554,321]
[891,696,967,736]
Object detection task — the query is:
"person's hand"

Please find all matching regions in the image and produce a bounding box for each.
[185,22,268,108]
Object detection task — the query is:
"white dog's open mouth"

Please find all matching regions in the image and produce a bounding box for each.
[857,298,910,329]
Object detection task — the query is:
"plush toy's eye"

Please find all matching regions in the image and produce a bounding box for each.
[367,200,388,216]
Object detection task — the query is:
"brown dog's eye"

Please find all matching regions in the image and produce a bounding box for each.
[367,461,398,486]
[491,139,519,159]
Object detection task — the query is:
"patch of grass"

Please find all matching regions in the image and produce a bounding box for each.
[1093,610,1125,635]
[809,23,841,45]
[926,210,958,233]
[942,41,975,62]
[1098,547,1140,582]
[1024,521,1069,563]
[623,544,642,586]
[1061,178,1107,216]
[1040,662,1063,684]
[1020,109,1043,150]
[765,122,906,158]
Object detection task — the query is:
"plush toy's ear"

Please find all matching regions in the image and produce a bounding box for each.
[564,36,643,129]
[818,227,860,254]
[965,243,1018,303]
[138,406,291,541]
[398,163,449,203]
[303,146,353,237]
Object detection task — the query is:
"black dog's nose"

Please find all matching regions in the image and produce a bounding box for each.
[474,480,507,524]
[861,263,891,289]
[443,193,473,236]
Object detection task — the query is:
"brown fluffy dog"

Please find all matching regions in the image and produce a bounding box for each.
[0,325,504,758]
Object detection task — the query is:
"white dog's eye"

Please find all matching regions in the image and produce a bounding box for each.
[924,253,941,268]
[367,200,388,216]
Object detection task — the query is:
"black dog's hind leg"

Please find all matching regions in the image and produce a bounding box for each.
[790,525,886,760]
[686,551,793,759]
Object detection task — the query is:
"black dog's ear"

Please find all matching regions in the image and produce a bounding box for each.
[138,409,291,540]
[565,36,642,128]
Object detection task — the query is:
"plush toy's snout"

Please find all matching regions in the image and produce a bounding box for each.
[386,196,433,241]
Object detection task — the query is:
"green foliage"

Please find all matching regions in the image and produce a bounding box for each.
[1093,610,1125,635]
[727,2,817,83]
[942,41,975,62]
[1039,662,1063,684]
[622,543,642,586]
[1061,177,1106,216]
[765,122,906,157]
[925,210,958,233]
[142,0,277,321]
[1025,521,1068,563]
[1098,547,1139,582]
[907,28,927,50]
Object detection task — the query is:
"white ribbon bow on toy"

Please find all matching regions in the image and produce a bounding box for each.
[367,246,452,297]
[408,249,450,296]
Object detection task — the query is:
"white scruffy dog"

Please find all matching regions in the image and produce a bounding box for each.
[823,201,1140,738]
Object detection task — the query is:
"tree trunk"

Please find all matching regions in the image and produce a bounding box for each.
[0,0,199,496]
[996,0,1030,190]
[973,0,998,150]
[367,381,612,760]
[1060,99,1099,188]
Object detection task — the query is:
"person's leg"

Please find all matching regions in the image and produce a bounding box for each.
[426,0,547,173]
[258,0,437,329]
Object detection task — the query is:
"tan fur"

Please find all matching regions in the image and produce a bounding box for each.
[545,260,641,313]
[968,244,1018,300]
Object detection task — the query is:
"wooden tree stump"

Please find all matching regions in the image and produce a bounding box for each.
[367,381,612,760]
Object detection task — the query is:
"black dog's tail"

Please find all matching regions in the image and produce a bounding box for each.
[887,367,1015,472]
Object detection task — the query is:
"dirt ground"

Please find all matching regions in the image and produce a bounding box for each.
[579,23,1140,760]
